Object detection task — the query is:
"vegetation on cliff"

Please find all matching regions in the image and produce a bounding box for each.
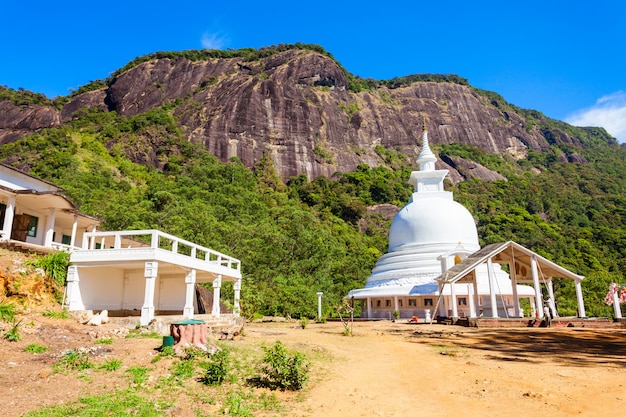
[0,99,625,319]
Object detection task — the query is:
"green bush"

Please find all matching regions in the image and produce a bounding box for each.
[201,349,230,386]
[26,251,70,287]
[258,341,309,391]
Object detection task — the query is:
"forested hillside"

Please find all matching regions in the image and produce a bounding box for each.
[0,45,625,319]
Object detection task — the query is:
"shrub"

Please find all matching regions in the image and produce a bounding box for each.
[26,251,70,287]
[257,341,309,391]
[201,349,230,386]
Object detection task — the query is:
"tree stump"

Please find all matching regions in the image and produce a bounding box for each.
[170,319,208,354]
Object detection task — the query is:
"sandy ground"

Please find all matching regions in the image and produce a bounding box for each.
[2,315,626,417]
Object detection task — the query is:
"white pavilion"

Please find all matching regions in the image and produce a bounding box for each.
[348,127,586,321]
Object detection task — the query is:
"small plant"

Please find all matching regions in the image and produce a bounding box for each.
[222,392,253,417]
[4,319,23,342]
[201,349,230,386]
[257,341,309,391]
[300,317,308,329]
[95,337,113,345]
[393,310,400,321]
[54,349,93,373]
[24,343,48,354]
[100,358,122,371]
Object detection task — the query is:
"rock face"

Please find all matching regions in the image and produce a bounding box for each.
[0,49,593,181]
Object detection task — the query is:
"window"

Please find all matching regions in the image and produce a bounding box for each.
[26,215,38,237]
[376,300,381,307]
[62,235,71,245]
[409,299,417,307]
[424,298,433,306]
[385,300,391,307]
[458,297,467,306]
[398,299,403,307]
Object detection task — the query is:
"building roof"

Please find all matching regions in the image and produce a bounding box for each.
[436,241,584,284]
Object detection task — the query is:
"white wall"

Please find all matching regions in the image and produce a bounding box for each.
[78,267,125,310]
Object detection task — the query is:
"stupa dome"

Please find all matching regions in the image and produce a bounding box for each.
[388,195,479,251]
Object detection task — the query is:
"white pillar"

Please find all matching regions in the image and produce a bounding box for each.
[546,278,558,317]
[467,284,476,318]
[140,261,158,326]
[473,278,481,316]
[212,275,222,317]
[183,269,196,319]
[487,258,499,318]
[65,265,82,311]
[316,292,323,321]
[44,208,56,247]
[531,256,543,318]
[450,283,458,318]
[69,215,78,248]
[438,281,446,317]
[510,262,521,317]
[1,195,15,240]
[575,279,586,318]
[393,296,399,315]
[233,279,242,316]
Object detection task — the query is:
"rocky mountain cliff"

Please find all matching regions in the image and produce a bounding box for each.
[0,46,613,182]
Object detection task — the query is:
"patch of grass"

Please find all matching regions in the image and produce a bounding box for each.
[24,343,48,354]
[42,309,71,319]
[431,344,463,357]
[0,299,16,322]
[54,349,93,373]
[125,329,162,339]
[95,337,113,345]
[126,366,150,385]
[222,392,254,417]
[22,389,173,417]
[99,358,122,371]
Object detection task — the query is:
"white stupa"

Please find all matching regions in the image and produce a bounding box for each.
[348,126,536,320]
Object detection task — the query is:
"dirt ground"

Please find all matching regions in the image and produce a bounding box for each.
[1,315,626,417]
[1,247,626,416]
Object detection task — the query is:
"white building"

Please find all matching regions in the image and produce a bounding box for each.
[348,128,586,321]
[0,163,100,252]
[67,229,242,326]
[0,163,242,326]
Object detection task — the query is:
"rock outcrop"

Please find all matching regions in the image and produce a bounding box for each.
[0,48,598,181]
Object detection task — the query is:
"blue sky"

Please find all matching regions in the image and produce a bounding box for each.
[2,1,625,142]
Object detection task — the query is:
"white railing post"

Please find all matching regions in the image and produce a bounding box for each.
[151,231,159,249]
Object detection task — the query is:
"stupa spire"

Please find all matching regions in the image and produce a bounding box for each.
[416,119,436,171]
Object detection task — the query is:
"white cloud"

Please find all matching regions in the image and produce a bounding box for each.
[565,91,626,143]
[201,32,228,50]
